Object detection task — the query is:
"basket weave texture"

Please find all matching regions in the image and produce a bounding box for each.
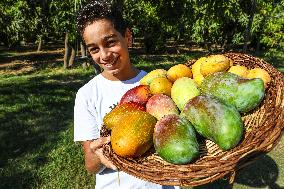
[101,52,284,186]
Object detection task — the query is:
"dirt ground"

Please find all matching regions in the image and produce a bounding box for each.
[0,48,64,76]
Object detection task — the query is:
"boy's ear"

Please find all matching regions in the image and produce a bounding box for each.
[125,28,133,47]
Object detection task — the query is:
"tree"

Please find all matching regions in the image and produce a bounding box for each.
[1,0,283,57]
[260,1,284,57]
[0,0,38,47]
[124,0,164,52]
[242,0,257,52]
[49,0,86,68]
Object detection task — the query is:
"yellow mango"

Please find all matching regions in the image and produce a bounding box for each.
[192,57,206,85]
[246,68,271,88]
[140,69,167,85]
[228,65,249,78]
[111,110,157,157]
[167,64,192,82]
[149,77,173,97]
[200,55,231,76]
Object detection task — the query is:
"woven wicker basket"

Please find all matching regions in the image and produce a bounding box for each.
[101,52,284,186]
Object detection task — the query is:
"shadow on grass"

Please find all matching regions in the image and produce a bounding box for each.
[191,154,280,189]
[0,71,93,188]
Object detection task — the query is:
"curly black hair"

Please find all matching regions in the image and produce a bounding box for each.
[76,0,127,36]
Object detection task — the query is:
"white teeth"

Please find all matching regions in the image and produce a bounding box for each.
[105,60,117,67]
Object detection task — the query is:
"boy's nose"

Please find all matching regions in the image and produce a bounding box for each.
[100,48,111,61]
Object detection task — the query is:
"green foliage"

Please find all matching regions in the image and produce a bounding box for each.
[49,0,87,43]
[0,0,86,47]
[0,0,283,53]
[124,0,164,52]
[0,0,38,46]
[261,1,284,53]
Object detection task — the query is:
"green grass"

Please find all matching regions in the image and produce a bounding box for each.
[0,48,283,189]
[257,50,284,74]
[0,67,96,188]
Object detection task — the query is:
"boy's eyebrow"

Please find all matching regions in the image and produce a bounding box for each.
[104,34,117,40]
[86,34,117,47]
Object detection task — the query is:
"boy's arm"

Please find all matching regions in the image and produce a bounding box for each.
[82,137,117,174]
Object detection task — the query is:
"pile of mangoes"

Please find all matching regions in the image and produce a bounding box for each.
[103,54,271,165]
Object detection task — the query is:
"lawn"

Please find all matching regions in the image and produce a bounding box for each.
[0,47,283,189]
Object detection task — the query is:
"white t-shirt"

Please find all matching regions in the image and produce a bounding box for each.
[74,70,179,189]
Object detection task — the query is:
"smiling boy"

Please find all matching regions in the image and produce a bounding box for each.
[74,0,178,188]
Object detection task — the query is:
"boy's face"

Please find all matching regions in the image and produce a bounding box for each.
[83,19,131,78]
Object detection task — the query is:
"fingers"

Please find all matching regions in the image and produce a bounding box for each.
[95,148,117,170]
[89,137,117,170]
[89,136,110,152]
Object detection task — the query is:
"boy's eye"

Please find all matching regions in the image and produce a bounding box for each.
[106,40,117,47]
[89,47,99,54]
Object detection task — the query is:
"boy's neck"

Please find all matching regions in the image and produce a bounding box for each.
[101,67,140,81]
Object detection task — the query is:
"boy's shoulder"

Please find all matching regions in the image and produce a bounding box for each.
[76,74,103,98]
[139,70,148,76]
[76,70,147,98]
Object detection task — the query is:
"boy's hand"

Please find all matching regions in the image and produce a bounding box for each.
[89,137,117,170]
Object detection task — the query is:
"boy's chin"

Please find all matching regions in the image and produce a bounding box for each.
[105,69,120,76]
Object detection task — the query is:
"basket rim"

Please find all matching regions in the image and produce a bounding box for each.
[102,52,284,186]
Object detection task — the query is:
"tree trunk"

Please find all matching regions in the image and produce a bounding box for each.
[80,42,86,57]
[37,36,43,52]
[68,46,76,68]
[256,37,261,55]
[221,38,228,52]
[81,42,89,69]
[255,14,267,55]
[243,0,256,52]
[64,33,70,69]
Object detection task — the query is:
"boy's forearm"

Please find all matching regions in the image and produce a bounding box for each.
[82,141,104,174]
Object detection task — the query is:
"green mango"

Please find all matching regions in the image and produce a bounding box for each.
[153,114,199,164]
[171,77,200,111]
[200,72,265,113]
[182,95,243,150]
